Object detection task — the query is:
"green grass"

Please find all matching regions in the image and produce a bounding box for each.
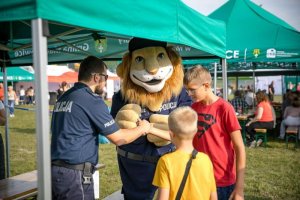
[1,105,300,199]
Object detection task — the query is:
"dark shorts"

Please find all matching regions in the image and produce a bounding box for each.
[52,166,94,200]
[217,184,235,200]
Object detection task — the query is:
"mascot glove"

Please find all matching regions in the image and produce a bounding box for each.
[115,104,142,129]
[147,114,171,146]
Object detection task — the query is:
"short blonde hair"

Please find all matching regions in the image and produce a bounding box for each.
[168,106,198,139]
[183,65,212,86]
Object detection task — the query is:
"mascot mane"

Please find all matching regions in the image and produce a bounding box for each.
[117,46,183,111]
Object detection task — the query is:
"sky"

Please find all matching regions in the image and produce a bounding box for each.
[182,0,300,31]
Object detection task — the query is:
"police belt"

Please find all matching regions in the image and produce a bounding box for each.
[117,147,159,163]
[52,160,93,172]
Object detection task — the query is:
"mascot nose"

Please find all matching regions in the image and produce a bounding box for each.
[147,67,158,75]
[145,58,159,75]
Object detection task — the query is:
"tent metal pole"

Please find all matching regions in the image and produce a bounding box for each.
[252,65,256,110]
[32,19,51,200]
[214,62,217,94]
[3,65,10,178]
[222,59,228,100]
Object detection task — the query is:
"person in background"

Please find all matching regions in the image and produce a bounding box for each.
[184,65,246,200]
[26,86,34,105]
[51,56,151,200]
[246,91,274,147]
[0,83,4,102]
[153,106,217,200]
[217,88,223,98]
[287,81,295,91]
[297,82,300,92]
[281,89,293,118]
[278,92,300,140]
[245,86,255,107]
[57,81,70,100]
[7,86,17,117]
[268,81,275,102]
[18,85,26,105]
[230,90,248,115]
[0,100,6,180]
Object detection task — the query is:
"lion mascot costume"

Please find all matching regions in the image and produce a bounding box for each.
[110,37,192,200]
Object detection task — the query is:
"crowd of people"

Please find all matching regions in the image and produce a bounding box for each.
[0,83,35,117]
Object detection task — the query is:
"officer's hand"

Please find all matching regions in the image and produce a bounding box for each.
[137,119,151,135]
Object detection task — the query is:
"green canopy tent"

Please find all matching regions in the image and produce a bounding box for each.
[0,0,226,198]
[0,67,34,82]
[183,0,300,98]
[0,1,226,66]
[207,0,300,98]
[209,0,300,63]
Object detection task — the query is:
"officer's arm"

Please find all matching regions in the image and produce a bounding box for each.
[106,119,150,146]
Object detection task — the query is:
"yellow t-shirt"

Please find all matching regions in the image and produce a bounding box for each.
[153,150,216,200]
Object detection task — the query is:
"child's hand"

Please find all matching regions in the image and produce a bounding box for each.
[136,119,151,135]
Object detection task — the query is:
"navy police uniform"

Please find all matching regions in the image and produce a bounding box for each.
[111,88,192,200]
[51,82,119,200]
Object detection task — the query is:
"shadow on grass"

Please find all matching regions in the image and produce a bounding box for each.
[10,128,36,134]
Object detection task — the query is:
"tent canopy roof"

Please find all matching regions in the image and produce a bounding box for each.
[0,67,34,82]
[0,0,226,66]
[209,0,300,62]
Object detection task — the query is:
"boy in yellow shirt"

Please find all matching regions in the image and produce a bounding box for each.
[152,106,217,200]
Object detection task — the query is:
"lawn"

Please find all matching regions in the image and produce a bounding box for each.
[1,105,300,199]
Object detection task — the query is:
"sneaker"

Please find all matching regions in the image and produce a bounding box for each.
[249,141,256,148]
[278,136,284,140]
[256,139,263,147]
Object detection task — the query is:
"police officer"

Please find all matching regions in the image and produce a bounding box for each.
[51,56,151,200]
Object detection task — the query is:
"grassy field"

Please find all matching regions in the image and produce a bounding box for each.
[1,105,300,199]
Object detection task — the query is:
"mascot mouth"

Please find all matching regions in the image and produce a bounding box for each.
[145,79,162,85]
[133,75,162,85]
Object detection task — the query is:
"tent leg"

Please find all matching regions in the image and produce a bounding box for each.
[32,19,51,200]
[214,62,217,94]
[3,65,10,178]
[222,58,228,101]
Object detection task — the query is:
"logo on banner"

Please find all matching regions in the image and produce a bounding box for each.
[95,38,107,53]
[266,48,276,58]
[252,49,260,58]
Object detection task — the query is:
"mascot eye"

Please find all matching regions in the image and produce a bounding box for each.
[157,53,165,60]
[135,56,144,63]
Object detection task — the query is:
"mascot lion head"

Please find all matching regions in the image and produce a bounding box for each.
[117,38,183,111]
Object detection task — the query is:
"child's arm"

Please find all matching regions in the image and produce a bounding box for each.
[210,191,218,200]
[230,130,246,200]
[156,188,170,200]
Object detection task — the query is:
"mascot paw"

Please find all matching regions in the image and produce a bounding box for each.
[115,104,141,129]
[147,114,170,146]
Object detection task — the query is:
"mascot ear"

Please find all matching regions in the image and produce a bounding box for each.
[117,52,130,79]
[166,46,182,67]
